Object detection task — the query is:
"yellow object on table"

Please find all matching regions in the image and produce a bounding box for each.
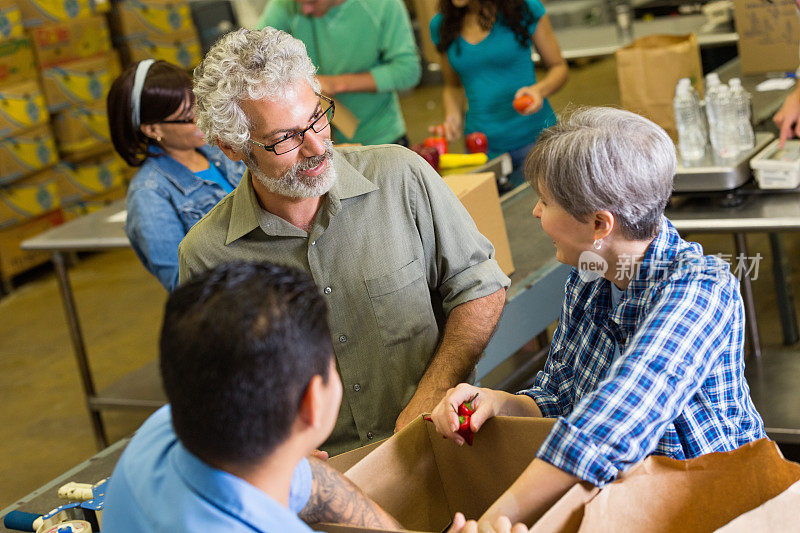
[438,152,488,170]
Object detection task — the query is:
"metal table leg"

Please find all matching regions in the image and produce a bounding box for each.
[52,251,107,449]
[769,233,799,346]
[734,233,762,360]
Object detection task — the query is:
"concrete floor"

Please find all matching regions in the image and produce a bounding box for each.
[1,56,799,509]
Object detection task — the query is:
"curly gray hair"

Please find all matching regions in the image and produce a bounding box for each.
[526,107,676,241]
[193,27,320,151]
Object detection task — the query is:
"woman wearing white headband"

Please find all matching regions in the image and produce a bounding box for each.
[108,59,245,291]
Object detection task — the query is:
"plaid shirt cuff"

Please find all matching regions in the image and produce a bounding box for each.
[516,388,562,419]
[536,417,620,486]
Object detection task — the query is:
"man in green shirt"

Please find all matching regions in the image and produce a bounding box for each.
[182,27,509,455]
[256,0,421,146]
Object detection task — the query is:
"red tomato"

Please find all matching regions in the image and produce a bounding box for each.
[465,132,488,154]
[423,136,448,155]
[513,95,535,114]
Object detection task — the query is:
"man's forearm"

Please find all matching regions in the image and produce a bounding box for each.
[417,288,507,401]
[299,457,401,528]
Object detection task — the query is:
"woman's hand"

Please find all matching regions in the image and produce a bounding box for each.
[774,85,800,147]
[513,85,544,115]
[430,113,463,142]
[430,384,503,445]
[447,512,528,533]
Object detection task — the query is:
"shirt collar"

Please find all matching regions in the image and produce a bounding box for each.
[171,443,310,533]
[150,145,233,195]
[606,217,677,328]
[225,149,378,245]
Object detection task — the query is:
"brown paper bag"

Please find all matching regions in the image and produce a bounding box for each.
[533,439,800,533]
[616,34,704,140]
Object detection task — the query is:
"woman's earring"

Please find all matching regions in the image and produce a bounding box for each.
[593,238,603,250]
[156,136,162,143]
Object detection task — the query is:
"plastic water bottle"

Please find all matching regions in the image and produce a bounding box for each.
[705,74,722,150]
[708,85,738,158]
[674,82,706,161]
[729,78,755,152]
[679,78,708,139]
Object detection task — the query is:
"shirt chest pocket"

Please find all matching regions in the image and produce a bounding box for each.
[177,195,220,229]
[365,258,436,347]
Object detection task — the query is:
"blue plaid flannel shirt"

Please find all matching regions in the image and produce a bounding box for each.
[519,218,765,486]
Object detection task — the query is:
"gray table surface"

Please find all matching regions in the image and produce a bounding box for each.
[549,14,737,60]
[0,439,127,531]
[20,199,128,252]
[668,190,800,232]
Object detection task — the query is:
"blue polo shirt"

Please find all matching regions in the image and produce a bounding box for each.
[103,406,313,532]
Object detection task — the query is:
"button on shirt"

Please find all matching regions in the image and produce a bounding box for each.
[178,145,510,455]
[519,219,765,486]
[103,406,313,533]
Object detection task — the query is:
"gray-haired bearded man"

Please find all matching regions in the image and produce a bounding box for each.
[179,27,510,455]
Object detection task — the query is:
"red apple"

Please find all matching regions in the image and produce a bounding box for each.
[410,144,440,171]
[465,132,488,154]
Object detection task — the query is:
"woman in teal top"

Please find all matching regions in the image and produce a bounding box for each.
[431,0,568,191]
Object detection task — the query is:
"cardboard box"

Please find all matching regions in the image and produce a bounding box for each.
[0,168,60,228]
[124,29,202,69]
[323,416,556,532]
[0,79,48,139]
[16,0,93,27]
[56,152,130,204]
[0,38,36,87]
[51,102,110,154]
[323,419,800,533]
[443,172,515,276]
[0,0,25,40]
[0,208,64,281]
[28,15,111,68]
[40,52,120,112]
[733,0,800,75]
[0,124,58,183]
[112,0,195,38]
[90,0,109,14]
[61,183,125,214]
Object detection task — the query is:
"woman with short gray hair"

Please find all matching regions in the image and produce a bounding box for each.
[430,107,765,527]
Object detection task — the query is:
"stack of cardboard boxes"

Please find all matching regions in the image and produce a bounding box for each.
[0,0,133,288]
[110,0,202,69]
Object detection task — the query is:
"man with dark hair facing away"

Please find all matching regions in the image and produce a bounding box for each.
[102,261,401,531]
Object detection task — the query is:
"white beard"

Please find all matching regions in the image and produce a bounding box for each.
[248,138,337,199]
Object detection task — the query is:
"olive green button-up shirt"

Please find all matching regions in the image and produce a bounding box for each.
[178,145,510,455]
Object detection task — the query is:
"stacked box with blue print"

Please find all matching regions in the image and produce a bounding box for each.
[110,0,202,70]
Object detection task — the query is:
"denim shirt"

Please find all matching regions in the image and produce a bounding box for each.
[126,145,245,291]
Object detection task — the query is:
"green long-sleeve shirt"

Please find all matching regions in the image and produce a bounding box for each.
[257,0,421,145]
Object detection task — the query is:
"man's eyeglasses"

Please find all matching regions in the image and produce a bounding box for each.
[248,94,335,156]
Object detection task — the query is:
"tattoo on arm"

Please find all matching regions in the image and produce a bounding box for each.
[298,457,401,528]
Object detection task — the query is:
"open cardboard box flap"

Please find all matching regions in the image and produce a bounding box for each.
[320,415,557,532]
[322,417,800,533]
